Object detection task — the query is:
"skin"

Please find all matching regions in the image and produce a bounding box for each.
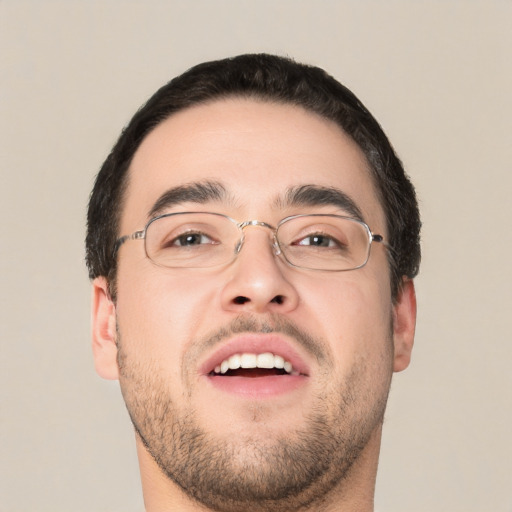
[92,99,416,511]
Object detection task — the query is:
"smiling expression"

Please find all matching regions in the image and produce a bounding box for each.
[92,98,415,511]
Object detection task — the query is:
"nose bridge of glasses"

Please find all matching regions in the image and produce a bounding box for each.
[238,219,276,231]
[235,220,280,256]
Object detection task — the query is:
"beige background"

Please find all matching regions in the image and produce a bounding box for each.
[1,1,511,511]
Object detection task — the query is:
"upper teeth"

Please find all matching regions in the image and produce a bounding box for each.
[214,352,295,375]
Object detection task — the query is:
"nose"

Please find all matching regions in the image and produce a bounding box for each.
[220,225,300,314]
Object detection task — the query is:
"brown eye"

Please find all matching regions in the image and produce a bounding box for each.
[172,232,213,247]
[296,234,336,247]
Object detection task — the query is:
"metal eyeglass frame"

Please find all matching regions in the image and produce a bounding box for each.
[113,212,385,271]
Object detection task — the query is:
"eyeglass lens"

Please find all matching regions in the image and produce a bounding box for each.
[144,212,372,271]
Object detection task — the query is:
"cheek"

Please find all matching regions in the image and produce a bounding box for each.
[297,272,393,369]
[115,262,219,365]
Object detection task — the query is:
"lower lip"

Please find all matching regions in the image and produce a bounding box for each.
[205,374,307,398]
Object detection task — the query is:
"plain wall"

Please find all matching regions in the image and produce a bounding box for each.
[1,1,511,511]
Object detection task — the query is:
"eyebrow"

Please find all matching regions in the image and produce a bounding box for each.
[277,184,364,221]
[148,181,364,222]
[148,180,229,218]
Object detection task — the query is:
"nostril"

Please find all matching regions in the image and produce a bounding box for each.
[233,296,250,305]
[271,295,284,305]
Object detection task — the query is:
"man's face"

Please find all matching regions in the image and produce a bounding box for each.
[93,99,415,511]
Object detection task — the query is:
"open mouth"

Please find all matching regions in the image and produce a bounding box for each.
[209,352,300,377]
[201,337,310,397]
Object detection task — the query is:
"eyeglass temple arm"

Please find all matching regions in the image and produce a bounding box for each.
[113,230,145,257]
[372,233,395,258]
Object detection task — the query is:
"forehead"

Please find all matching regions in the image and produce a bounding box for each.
[121,98,384,232]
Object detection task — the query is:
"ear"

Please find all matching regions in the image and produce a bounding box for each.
[392,278,417,372]
[91,277,119,380]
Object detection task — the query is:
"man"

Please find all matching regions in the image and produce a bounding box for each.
[86,54,420,512]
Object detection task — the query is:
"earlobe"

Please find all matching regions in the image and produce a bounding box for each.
[392,278,417,372]
[91,277,119,380]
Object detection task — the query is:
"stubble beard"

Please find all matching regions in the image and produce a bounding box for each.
[117,317,393,512]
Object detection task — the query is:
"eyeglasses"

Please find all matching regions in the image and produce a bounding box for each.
[114,212,385,272]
